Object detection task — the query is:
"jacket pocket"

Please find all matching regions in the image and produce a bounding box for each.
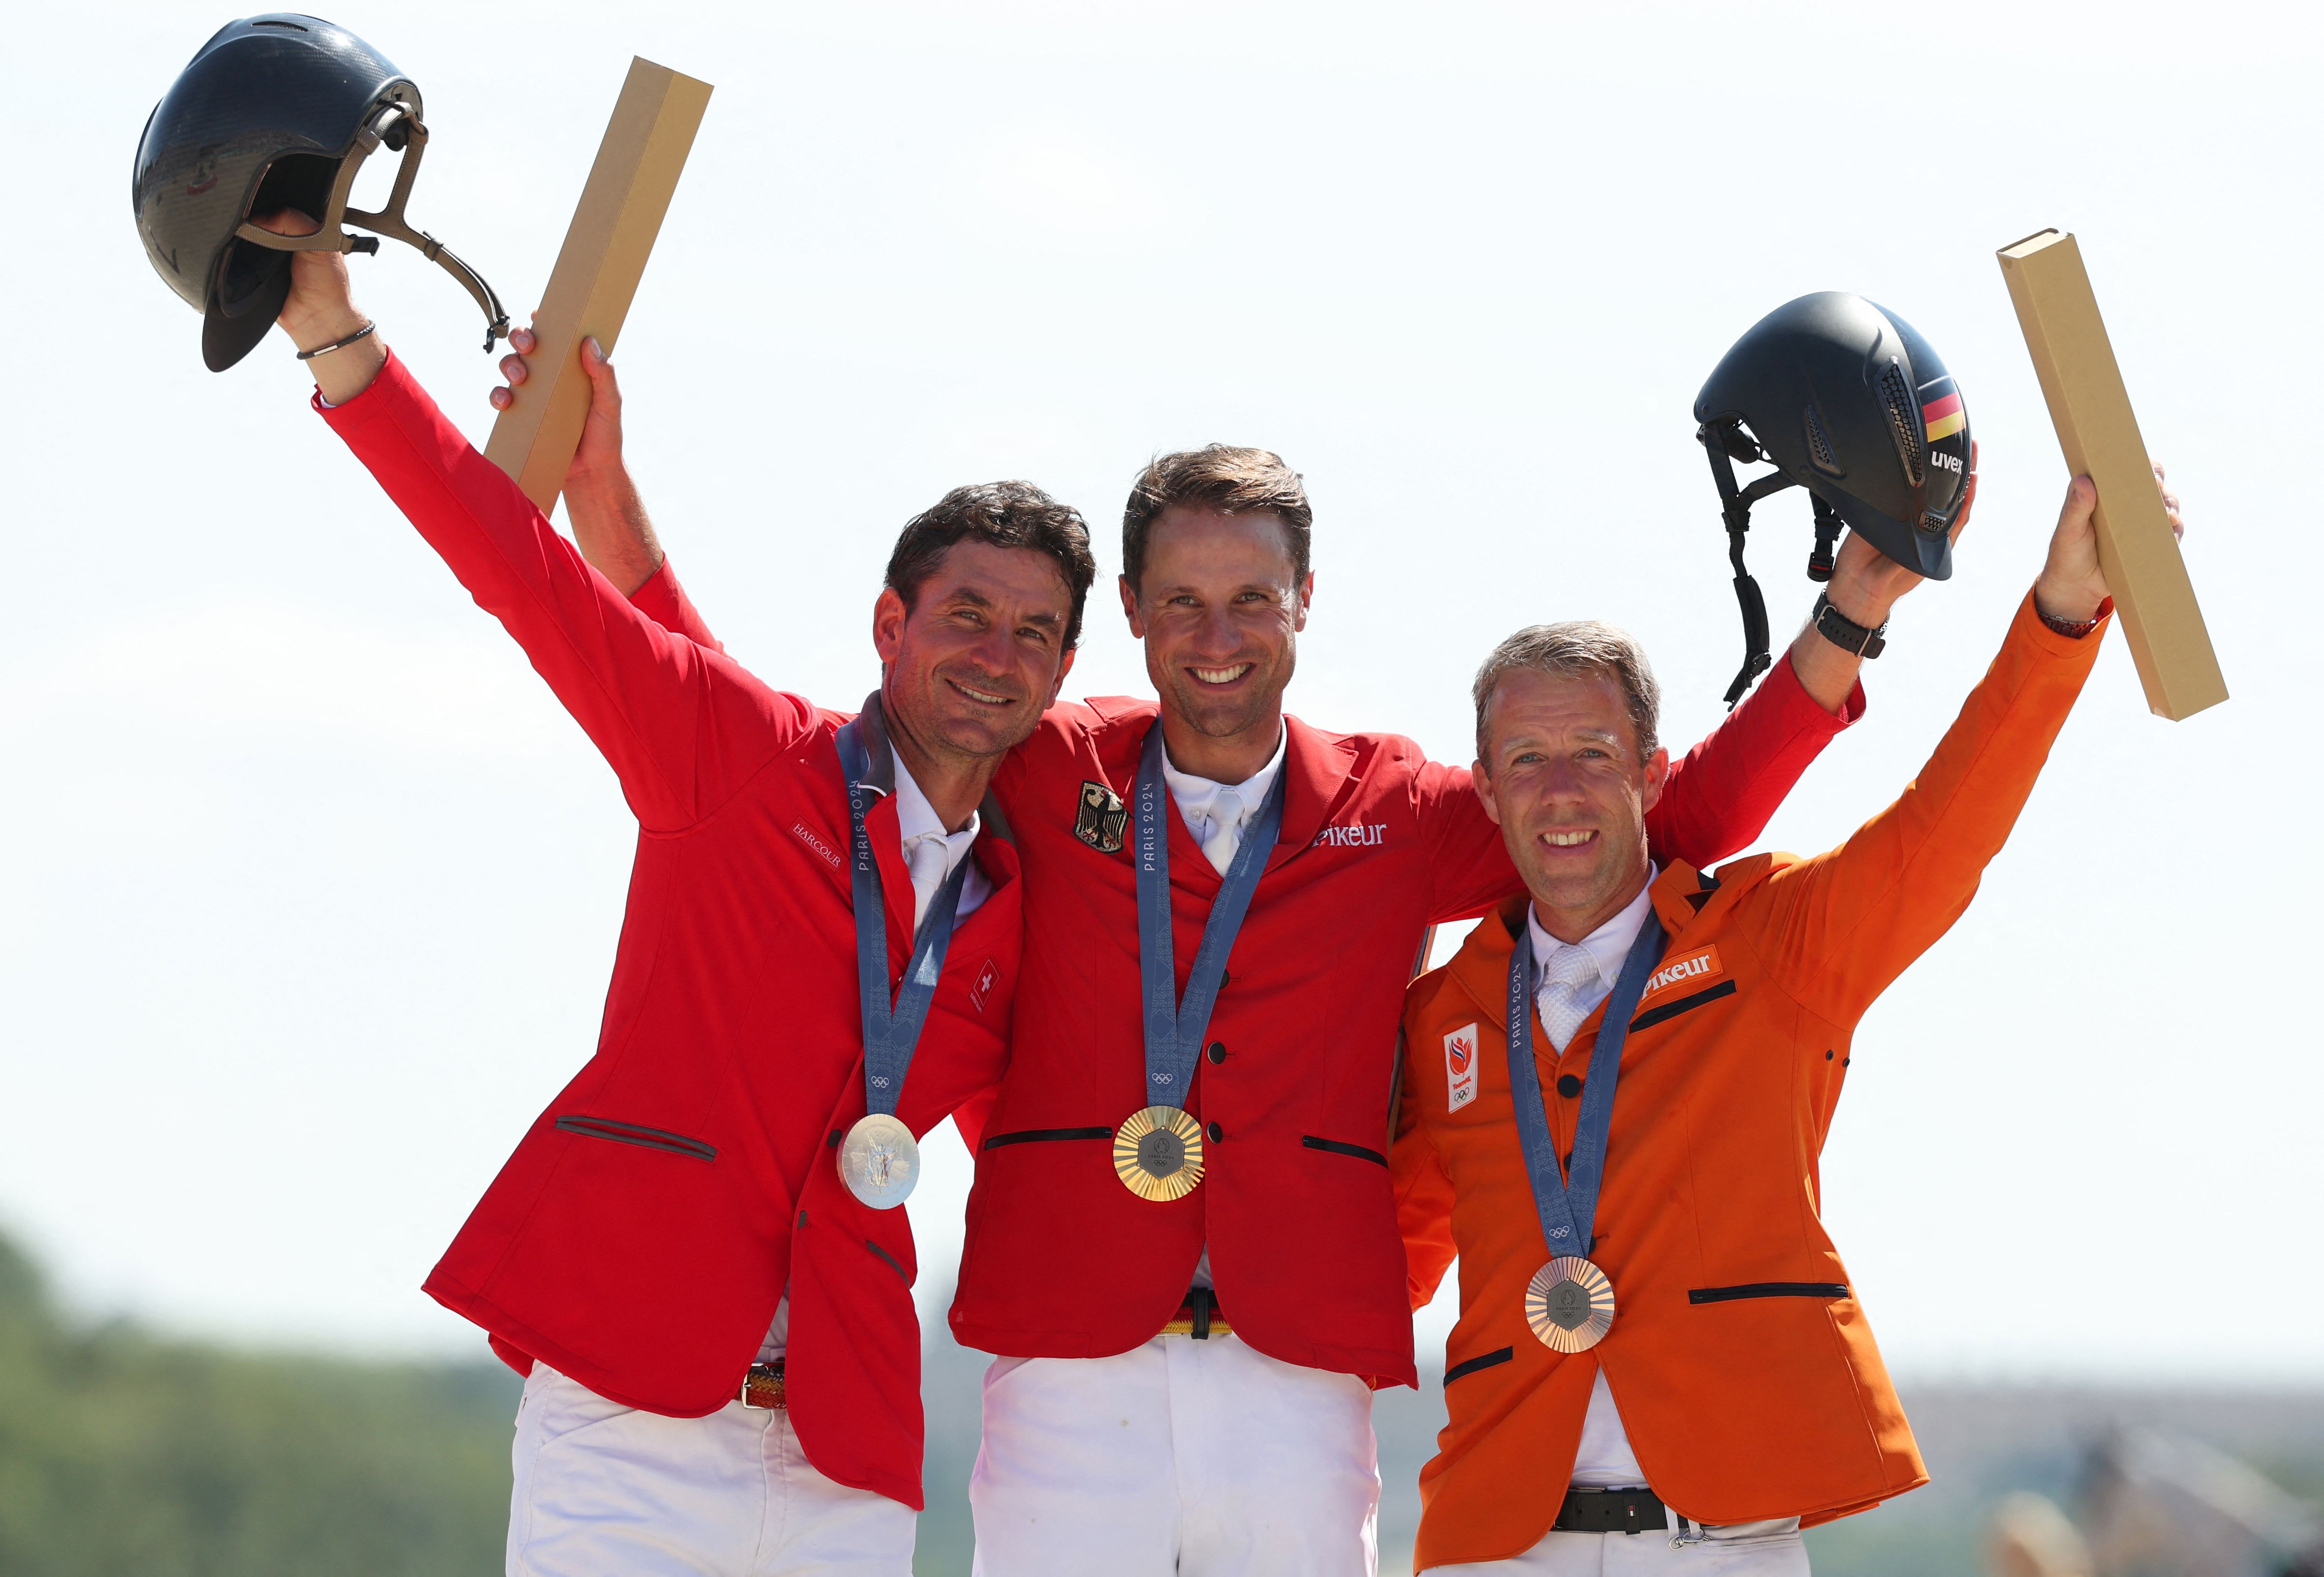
[1687,1282,1848,1304]
[864,1239,910,1282]
[1301,1135,1388,1167]
[554,1115,717,1163]
[981,1126,1111,1151]
[1628,979,1738,1032]
[1444,1347,1513,1385]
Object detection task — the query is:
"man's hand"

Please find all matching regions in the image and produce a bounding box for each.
[255,208,387,404]
[490,326,664,594]
[2033,462,2183,625]
[1824,440,1979,630]
[1786,442,1978,713]
[488,323,628,481]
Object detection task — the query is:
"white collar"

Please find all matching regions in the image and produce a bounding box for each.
[1160,723,1288,821]
[1528,864,1659,990]
[890,744,979,852]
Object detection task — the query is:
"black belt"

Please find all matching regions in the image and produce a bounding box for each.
[1553,1487,1667,1535]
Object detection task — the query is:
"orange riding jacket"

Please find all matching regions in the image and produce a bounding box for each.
[1392,594,2107,1568]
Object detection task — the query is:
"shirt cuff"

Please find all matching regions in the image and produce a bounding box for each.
[2017,589,2115,658]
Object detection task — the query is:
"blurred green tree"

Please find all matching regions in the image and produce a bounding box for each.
[0,1231,517,1577]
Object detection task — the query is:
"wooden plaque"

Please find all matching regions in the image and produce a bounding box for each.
[484,58,713,514]
[1996,229,2226,720]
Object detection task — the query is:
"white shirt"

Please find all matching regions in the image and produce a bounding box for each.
[1525,866,1657,1492]
[1524,868,1657,1024]
[759,746,990,1362]
[1160,727,1288,1292]
[890,744,991,928]
[1161,728,1288,878]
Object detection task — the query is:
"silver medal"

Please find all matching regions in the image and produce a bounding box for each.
[840,1113,920,1208]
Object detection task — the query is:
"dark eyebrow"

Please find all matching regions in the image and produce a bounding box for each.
[938,583,1064,629]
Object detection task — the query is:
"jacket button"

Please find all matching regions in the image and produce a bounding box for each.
[1556,1074,1583,1098]
[1206,1121,1224,1143]
[1207,1041,1227,1064]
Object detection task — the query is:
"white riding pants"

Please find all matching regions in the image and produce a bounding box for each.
[969,1331,1380,1577]
[1425,1516,1809,1575]
[506,1364,917,1576]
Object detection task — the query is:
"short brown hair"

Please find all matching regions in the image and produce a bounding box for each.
[1471,622,1662,763]
[1121,445,1312,592]
[886,481,1099,649]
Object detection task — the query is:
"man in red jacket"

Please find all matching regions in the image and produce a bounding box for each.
[512,351,1947,1573]
[266,230,1095,1573]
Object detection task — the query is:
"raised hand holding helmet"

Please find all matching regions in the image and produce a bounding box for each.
[1693,292,1975,705]
[131,14,508,371]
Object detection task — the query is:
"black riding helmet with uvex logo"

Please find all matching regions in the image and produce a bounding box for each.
[132,14,509,371]
[1694,292,1972,706]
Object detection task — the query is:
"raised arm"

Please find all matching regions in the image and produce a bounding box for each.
[1744,469,2172,1025]
[1645,452,1985,870]
[493,325,727,654]
[271,218,808,829]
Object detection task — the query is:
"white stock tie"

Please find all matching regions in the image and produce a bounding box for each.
[1197,787,1244,876]
[1535,943,1602,1053]
[904,835,953,935]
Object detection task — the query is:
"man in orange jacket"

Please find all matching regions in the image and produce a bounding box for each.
[1391,465,2180,1572]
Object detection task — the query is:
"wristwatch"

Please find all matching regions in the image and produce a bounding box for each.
[1812,593,1886,659]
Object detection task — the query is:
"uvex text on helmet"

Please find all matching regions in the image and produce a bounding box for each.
[1691,292,1972,706]
[132,14,508,372]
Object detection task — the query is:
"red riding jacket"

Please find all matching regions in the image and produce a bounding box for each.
[633,577,1865,1389]
[317,355,1020,1510]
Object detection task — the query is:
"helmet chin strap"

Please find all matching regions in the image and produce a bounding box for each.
[1697,421,1798,709]
[234,100,511,351]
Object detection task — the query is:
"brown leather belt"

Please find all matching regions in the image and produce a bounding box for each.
[739,1359,787,1409]
[1160,1287,1230,1339]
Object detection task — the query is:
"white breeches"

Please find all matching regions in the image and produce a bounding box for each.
[969,1331,1381,1577]
[1425,1517,1809,1575]
[506,1364,917,1577]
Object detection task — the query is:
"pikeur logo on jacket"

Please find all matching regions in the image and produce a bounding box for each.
[1390,595,2107,1571]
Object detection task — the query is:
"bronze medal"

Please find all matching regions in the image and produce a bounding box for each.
[1113,1104,1205,1201]
[1525,1255,1615,1352]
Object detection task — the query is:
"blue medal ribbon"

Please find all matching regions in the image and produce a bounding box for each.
[1503,911,1668,1258]
[1133,723,1286,1110]
[836,715,970,1120]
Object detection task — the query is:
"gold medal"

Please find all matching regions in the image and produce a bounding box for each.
[1525,1256,1615,1352]
[839,1113,921,1209]
[1113,1105,1205,1201]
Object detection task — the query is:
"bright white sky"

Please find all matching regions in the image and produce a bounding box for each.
[3,0,2317,1383]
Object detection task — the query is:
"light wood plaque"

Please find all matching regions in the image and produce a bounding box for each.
[484,58,713,514]
[1996,229,2226,721]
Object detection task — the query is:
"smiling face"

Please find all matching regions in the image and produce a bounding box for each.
[1473,665,1669,942]
[1119,504,1312,751]
[873,539,1078,763]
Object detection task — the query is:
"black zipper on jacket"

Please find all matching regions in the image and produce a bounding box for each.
[554,1115,717,1163]
[1444,1347,1514,1385]
[981,1126,1112,1151]
[1687,1281,1849,1304]
[1301,1135,1388,1167]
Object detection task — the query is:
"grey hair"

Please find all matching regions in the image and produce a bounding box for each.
[1471,621,1661,764]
